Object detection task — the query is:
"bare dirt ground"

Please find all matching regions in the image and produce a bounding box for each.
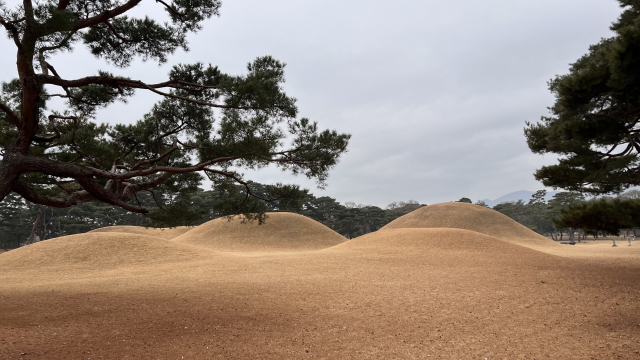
[539,239,640,259]
[1,205,640,359]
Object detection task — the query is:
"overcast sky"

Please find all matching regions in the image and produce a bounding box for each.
[0,0,625,207]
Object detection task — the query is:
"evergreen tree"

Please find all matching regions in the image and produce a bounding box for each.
[493,200,531,227]
[0,0,350,225]
[555,199,639,237]
[525,1,640,194]
[526,190,551,234]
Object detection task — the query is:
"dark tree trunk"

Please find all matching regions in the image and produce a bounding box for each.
[0,32,41,203]
[25,214,41,245]
[0,139,29,202]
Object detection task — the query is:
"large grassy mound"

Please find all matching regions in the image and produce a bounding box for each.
[382,202,556,248]
[0,232,201,270]
[173,212,347,251]
[89,225,192,240]
[330,227,551,263]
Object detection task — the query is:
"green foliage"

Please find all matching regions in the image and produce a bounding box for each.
[0,180,427,248]
[555,199,640,236]
[493,200,531,226]
[386,200,423,214]
[492,191,588,236]
[457,197,472,203]
[0,193,132,248]
[0,1,350,226]
[0,193,34,248]
[525,1,640,194]
[146,195,210,228]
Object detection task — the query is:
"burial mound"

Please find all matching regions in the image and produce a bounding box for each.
[0,232,200,270]
[89,225,192,240]
[382,202,556,247]
[330,227,551,263]
[172,212,346,251]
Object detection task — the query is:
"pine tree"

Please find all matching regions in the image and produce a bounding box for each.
[525,1,640,194]
[0,0,350,225]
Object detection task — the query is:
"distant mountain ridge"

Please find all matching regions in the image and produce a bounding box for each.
[481,190,558,208]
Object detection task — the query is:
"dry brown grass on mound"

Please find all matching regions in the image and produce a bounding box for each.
[89,225,192,240]
[330,227,551,262]
[0,232,201,270]
[1,222,640,358]
[173,212,346,251]
[382,202,556,247]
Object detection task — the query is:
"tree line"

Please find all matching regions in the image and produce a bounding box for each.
[468,190,640,242]
[0,182,425,249]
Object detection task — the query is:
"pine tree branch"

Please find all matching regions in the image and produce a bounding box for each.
[33,115,73,142]
[75,176,148,213]
[154,0,186,20]
[105,21,135,43]
[0,101,20,127]
[13,180,92,208]
[57,0,71,10]
[22,0,35,29]
[595,142,634,158]
[38,30,76,74]
[72,0,143,31]
[129,141,180,171]
[40,74,219,91]
[122,172,173,198]
[16,151,241,181]
[40,74,231,108]
[144,189,168,212]
[203,167,272,203]
[0,15,22,48]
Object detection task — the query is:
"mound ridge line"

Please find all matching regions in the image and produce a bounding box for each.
[172,212,347,252]
[89,225,192,240]
[382,202,557,248]
[0,232,202,270]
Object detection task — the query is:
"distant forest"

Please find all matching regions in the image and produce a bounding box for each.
[0,182,425,249]
[3,184,637,249]
[470,190,640,241]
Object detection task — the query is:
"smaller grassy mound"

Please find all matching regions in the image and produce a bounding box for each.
[0,233,201,270]
[382,202,556,248]
[89,225,192,240]
[173,212,347,251]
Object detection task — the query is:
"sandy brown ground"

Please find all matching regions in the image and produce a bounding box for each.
[1,208,640,359]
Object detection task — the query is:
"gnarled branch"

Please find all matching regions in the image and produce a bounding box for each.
[57,0,71,10]
[13,180,91,208]
[72,0,143,31]
[40,74,231,108]
[0,14,22,48]
[0,101,20,127]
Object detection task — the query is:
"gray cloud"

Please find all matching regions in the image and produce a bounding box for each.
[0,0,623,206]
